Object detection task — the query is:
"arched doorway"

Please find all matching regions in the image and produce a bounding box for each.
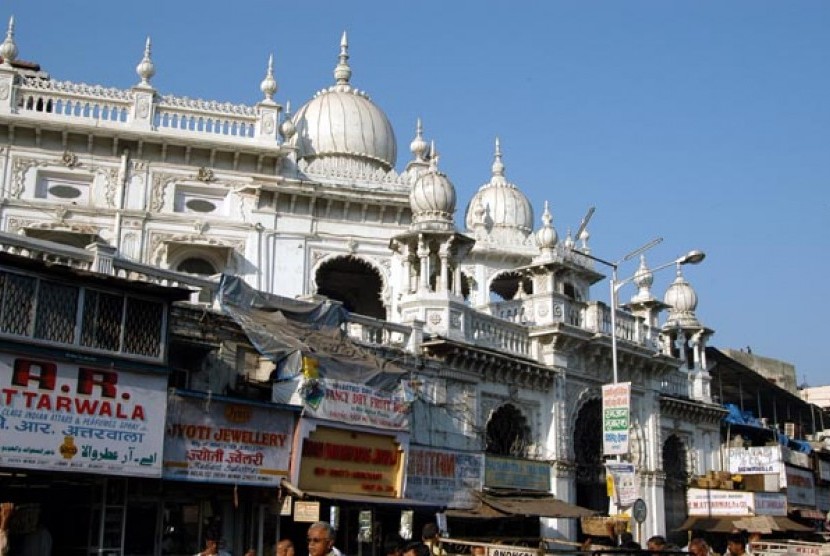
[176,257,217,303]
[573,398,606,512]
[315,257,385,319]
[485,403,530,457]
[663,435,689,546]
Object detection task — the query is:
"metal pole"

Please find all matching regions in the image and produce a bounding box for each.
[610,266,619,385]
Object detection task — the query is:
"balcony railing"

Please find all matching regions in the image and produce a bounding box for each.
[13,74,275,145]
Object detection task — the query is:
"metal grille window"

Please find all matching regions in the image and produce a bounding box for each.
[34,280,79,343]
[81,290,124,351]
[0,268,167,361]
[123,297,164,358]
[0,272,36,335]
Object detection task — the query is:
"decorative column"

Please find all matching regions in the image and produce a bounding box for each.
[256,54,282,143]
[0,17,18,115]
[131,37,157,131]
[417,235,430,292]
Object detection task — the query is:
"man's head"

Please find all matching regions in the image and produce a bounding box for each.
[384,533,404,556]
[422,523,440,542]
[471,546,486,556]
[204,538,220,554]
[689,538,710,556]
[278,539,296,556]
[647,536,667,551]
[727,534,746,556]
[403,542,431,556]
[308,522,335,556]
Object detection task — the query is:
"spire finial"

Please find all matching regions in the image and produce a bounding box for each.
[410,117,428,161]
[260,53,278,102]
[135,36,156,88]
[334,31,352,86]
[0,15,18,67]
[491,136,505,180]
[542,201,552,226]
[429,140,439,170]
[279,100,296,140]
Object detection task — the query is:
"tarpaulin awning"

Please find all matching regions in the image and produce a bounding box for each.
[303,490,443,509]
[218,274,404,389]
[676,515,813,533]
[448,491,596,519]
[794,508,826,520]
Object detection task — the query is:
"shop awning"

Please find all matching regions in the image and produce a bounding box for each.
[676,515,813,533]
[448,491,596,519]
[794,508,826,520]
[303,490,443,509]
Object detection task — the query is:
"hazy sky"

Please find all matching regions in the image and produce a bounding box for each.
[5,1,828,386]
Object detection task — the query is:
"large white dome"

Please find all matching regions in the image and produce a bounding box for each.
[464,139,533,237]
[290,33,396,171]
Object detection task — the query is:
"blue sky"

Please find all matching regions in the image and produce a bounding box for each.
[5,1,829,386]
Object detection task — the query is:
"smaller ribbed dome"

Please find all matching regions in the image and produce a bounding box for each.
[464,138,533,240]
[663,266,701,328]
[409,145,456,232]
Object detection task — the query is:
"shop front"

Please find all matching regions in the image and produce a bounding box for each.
[0,349,169,555]
[283,420,440,556]
[160,391,298,555]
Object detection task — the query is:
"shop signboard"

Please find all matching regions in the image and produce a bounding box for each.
[298,426,403,497]
[405,447,483,508]
[602,382,630,456]
[0,353,166,477]
[606,462,638,507]
[781,446,811,469]
[484,455,550,491]
[783,464,816,507]
[728,446,781,474]
[817,458,830,482]
[275,377,409,431]
[687,488,754,516]
[815,487,830,512]
[163,394,292,485]
[753,492,787,516]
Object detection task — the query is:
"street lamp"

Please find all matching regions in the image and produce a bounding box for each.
[570,207,705,384]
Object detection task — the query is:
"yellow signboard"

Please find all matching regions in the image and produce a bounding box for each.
[298,426,403,497]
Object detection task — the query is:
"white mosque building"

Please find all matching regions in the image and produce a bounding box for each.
[0,16,724,547]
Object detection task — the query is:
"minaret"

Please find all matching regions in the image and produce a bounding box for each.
[390,142,475,339]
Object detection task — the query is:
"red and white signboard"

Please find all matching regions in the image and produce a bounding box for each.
[687,488,754,516]
[0,353,166,477]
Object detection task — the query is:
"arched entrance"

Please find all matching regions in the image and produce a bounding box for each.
[485,403,530,457]
[663,435,689,546]
[315,257,385,319]
[573,398,606,512]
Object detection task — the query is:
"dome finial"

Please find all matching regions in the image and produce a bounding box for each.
[535,201,558,257]
[334,31,352,86]
[279,100,296,140]
[410,118,428,162]
[630,254,655,303]
[0,15,18,67]
[260,53,278,103]
[135,36,156,88]
[491,136,505,178]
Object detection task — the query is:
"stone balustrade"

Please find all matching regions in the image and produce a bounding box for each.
[660,368,691,398]
[468,310,532,358]
[584,301,661,351]
[12,75,273,143]
[344,313,418,354]
[0,232,214,302]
